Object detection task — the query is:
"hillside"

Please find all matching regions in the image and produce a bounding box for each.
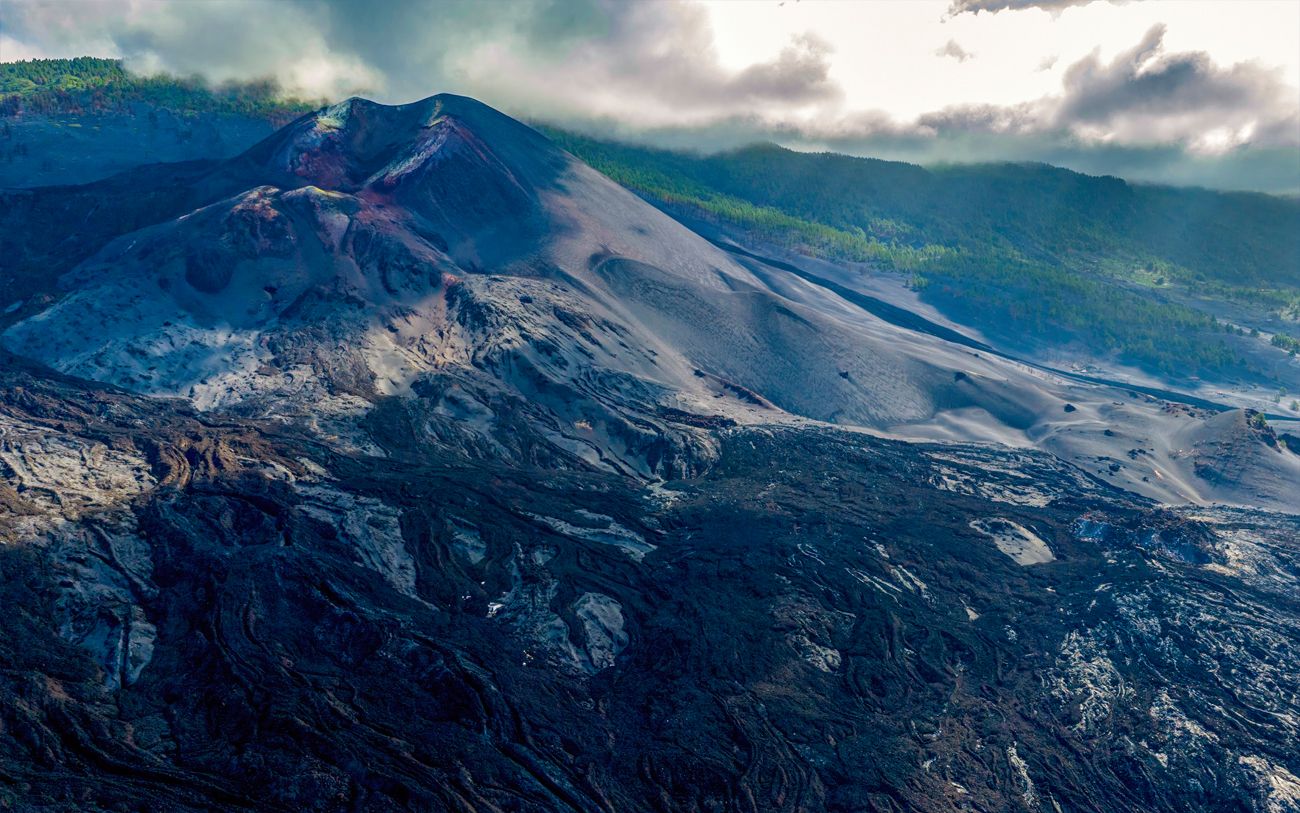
[545,130,1300,383]
[0,58,317,187]
[0,57,316,121]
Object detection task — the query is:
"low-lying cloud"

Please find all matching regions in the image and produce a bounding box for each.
[3,0,1297,192]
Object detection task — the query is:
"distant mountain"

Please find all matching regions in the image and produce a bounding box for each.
[3,89,1300,813]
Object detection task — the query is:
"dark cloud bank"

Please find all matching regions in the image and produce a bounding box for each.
[4,0,1298,192]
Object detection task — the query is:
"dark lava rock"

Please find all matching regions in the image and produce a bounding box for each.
[2,360,1298,812]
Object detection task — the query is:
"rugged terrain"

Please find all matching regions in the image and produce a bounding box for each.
[2,94,1299,812]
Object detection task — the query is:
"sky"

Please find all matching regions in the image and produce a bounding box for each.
[2,0,1299,192]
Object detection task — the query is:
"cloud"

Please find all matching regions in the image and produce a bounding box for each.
[112,1,385,98]
[2,0,1296,192]
[946,0,1112,15]
[917,102,1040,135]
[935,40,974,63]
[798,24,1299,157]
[461,6,840,128]
[1,0,841,124]
[564,19,1300,192]
[1054,24,1299,152]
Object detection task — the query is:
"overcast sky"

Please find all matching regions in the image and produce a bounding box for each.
[3,0,1299,192]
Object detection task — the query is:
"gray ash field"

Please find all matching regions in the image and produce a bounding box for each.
[1,96,1298,812]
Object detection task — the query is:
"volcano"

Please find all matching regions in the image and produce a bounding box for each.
[8,94,1297,504]
[2,96,1299,812]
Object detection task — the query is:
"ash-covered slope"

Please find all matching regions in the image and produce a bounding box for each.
[0,96,1056,476]
[5,94,1293,506]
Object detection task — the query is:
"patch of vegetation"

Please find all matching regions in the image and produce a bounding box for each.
[0,58,316,123]
[562,141,950,268]
[545,127,1299,379]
